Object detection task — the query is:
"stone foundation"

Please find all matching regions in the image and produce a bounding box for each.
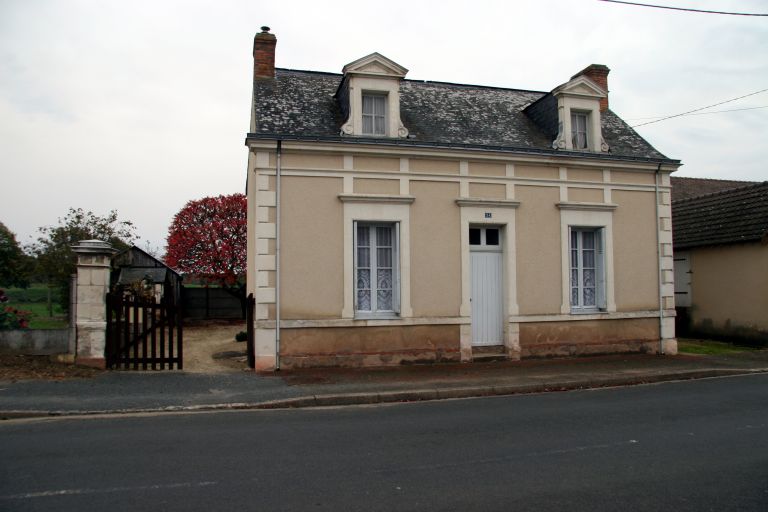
[519,318,661,358]
[279,324,460,369]
[258,317,672,369]
[75,357,106,369]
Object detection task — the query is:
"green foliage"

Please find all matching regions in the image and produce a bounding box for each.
[677,338,757,355]
[3,284,63,303]
[20,302,67,329]
[2,286,67,329]
[0,222,32,288]
[235,331,248,342]
[27,208,137,311]
[0,289,31,330]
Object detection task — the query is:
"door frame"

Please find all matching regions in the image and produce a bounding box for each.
[470,226,504,346]
[456,198,520,361]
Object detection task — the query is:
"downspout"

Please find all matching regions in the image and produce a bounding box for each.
[654,162,665,355]
[275,139,282,370]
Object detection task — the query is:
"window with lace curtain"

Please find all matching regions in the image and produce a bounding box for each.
[362,93,387,136]
[571,111,589,150]
[570,227,605,312]
[355,222,399,315]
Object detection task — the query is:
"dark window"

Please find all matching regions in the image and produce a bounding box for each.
[469,228,481,245]
[485,228,499,246]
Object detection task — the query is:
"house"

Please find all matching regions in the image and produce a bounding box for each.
[245,27,680,370]
[111,245,182,304]
[672,181,768,344]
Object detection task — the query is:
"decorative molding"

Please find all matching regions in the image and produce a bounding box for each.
[509,310,663,323]
[551,75,607,99]
[258,316,468,329]
[455,198,521,208]
[341,52,408,79]
[556,201,617,211]
[338,193,415,204]
[552,121,566,150]
[246,140,681,173]
[254,310,666,329]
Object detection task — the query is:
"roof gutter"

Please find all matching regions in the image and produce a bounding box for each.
[275,139,282,371]
[245,133,681,166]
[654,162,666,355]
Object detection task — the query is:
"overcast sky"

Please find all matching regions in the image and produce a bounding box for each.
[1,0,766,253]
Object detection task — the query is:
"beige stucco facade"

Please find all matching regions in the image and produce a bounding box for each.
[245,142,678,370]
[681,243,768,338]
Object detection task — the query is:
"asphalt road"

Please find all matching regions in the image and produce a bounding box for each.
[1,374,767,511]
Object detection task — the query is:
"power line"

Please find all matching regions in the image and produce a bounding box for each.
[631,88,768,128]
[598,0,768,16]
[626,105,768,121]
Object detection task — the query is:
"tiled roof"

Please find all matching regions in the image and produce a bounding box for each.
[671,177,758,202]
[251,69,673,162]
[672,182,768,249]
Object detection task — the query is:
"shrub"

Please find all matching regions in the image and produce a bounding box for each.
[234,331,248,342]
[0,289,31,330]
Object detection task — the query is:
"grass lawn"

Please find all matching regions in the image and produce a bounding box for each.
[677,338,758,355]
[3,285,68,330]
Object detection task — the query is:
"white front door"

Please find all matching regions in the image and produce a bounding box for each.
[470,227,503,346]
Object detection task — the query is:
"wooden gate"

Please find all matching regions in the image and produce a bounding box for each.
[106,293,183,370]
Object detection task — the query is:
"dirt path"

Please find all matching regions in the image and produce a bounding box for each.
[182,321,248,373]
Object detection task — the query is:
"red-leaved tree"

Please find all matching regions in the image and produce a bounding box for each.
[165,194,247,314]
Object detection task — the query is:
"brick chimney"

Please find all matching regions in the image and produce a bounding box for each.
[253,26,277,79]
[572,64,610,111]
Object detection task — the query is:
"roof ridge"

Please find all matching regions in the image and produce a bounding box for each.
[672,176,758,184]
[275,67,343,77]
[274,67,548,94]
[673,180,768,204]
[403,79,547,95]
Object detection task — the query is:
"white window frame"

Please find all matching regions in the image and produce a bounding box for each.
[353,221,400,317]
[571,111,589,150]
[341,197,412,320]
[361,92,387,136]
[569,227,605,312]
[469,226,503,252]
[557,203,616,314]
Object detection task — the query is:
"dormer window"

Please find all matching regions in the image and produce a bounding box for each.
[571,112,588,149]
[338,53,409,138]
[362,93,387,136]
[548,66,610,153]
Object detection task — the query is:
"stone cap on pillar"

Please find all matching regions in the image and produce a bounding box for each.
[71,239,118,255]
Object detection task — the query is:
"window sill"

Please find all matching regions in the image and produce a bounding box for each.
[354,313,400,321]
[570,309,607,315]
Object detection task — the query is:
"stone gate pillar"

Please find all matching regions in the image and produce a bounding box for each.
[72,240,116,368]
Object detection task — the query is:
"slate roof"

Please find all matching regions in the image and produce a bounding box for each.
[672,182,768,249]
[671,176,758,202]
[250,68,675,163]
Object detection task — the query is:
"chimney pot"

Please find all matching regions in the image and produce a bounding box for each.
[253,26,277,79]
[573,64,610,111]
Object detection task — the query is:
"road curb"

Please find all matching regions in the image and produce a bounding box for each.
[1,368,766,420]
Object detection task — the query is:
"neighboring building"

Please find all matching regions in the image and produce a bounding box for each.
[111,246,182,304]
[671,176,757,202]
[245,27,680,370]
[672,182,768,344]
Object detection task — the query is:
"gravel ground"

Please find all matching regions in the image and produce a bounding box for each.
[0,354,101,382]
[182,320,248,373]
